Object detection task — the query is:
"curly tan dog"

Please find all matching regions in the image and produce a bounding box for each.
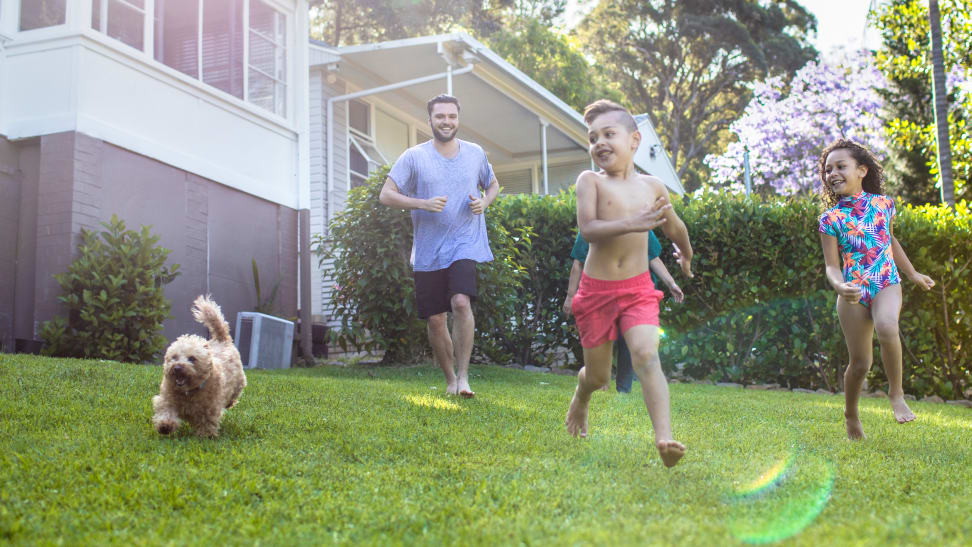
[152,295,246,437]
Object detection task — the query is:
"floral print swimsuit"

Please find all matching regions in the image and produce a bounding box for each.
[818,191,900,307]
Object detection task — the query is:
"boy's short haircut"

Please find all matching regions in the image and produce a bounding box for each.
[583,99,638,132]
[427,94,461,116]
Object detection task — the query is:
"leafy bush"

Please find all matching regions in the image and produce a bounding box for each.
[319,175,971,398]
[658,192,971,399]
[315,166,529,365]
[484,190,581,366]
[39,215,180,362]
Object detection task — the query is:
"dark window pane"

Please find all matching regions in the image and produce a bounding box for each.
[20,0,66,30]
[350,145,368,176]
[154,0,199,78]
[349,100,369,135]
[202,0,243,99]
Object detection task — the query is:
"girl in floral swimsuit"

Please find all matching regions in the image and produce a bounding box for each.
[817,139,935,440]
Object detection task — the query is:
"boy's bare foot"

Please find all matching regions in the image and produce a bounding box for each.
[457,377,474,398]
[845,415,866,440]
[656,440,685,468]
[890,397,915,423]
[565,388,589,438]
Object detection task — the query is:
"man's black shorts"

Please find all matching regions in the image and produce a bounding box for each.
[413,259,478,319]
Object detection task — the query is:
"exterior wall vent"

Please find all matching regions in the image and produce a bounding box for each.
[234,312,294,369]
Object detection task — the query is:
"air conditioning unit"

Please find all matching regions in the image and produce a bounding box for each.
[235,312,294,369]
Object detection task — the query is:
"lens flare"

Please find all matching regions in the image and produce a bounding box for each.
[733,455,793,499]
[727,454,835,544]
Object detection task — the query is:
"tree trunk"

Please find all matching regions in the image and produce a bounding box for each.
[928,0,955,211]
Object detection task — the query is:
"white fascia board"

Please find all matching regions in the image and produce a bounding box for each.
[333,32,586,130]
[308,42,341,66]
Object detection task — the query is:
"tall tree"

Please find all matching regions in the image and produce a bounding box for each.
[486,17,620,113]
[929,0,957,209]
[575,0,817,191]
[706,50,887,196]
[875,0,971,205]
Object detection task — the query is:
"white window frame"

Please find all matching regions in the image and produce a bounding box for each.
[346,100,388,189]
[347,98,373,139]
[10,0,72,34]
[85,0,289,118]
[92,0,152,53]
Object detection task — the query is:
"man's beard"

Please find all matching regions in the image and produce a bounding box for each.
[432,125,457,142]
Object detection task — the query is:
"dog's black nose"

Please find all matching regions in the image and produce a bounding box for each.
[172,365,185,376]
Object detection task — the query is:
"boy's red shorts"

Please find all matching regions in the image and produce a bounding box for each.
[572,269,664,348]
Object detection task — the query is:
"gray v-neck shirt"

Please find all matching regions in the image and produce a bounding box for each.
[388,139,495,272]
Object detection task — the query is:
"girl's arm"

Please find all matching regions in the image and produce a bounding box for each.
[649,257,683,303]
[819,233,862,299]
[890,235,935,290]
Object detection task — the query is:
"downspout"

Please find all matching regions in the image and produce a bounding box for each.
[325,65,474,229]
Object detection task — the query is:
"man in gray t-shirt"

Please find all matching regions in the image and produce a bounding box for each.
[379,94,499,397]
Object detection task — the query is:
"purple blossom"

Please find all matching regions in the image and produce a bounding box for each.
[705,49,887,195]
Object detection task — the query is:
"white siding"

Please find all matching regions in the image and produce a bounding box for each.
[498,168,533,195]
[548,159,590,193]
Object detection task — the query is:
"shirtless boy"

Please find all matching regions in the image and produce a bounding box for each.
[565,99,694,468]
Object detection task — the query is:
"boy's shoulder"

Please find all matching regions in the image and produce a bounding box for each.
[575,169,604,188]
[636,173,666,190]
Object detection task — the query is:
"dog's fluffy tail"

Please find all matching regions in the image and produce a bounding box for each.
[192,295,232,344]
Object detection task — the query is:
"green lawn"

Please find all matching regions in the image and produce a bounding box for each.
[1,355,969,546]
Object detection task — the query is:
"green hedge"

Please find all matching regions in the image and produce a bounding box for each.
[321,170,971,399]
[658,193,971,399]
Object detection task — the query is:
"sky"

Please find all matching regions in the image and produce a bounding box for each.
[560,0,885,54]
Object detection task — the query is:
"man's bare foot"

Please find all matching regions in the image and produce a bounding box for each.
[565,387,590,438]
[890,397,916,423]
[656,440,686,468]
[845,415,866,440]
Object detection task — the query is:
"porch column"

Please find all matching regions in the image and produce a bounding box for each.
[540,119,549,194]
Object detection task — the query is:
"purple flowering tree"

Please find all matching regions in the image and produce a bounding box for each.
[705,50,887,195]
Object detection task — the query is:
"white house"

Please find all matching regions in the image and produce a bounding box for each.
[0,3,681,352]
[307,32,683,326]
[0,0,312,351]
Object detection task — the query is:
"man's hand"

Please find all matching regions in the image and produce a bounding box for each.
[672,243,694,278]
[468,194,487,215]
[632,195,671,232]
[908,272,935,290]
[423,196,448,212]
[835,282,863,300]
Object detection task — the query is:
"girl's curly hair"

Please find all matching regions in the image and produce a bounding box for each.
[819,139,884,208]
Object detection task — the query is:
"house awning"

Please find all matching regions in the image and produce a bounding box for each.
[310,32,683,195]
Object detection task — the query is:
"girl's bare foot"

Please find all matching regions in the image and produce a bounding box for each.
[565,388,589,438]
[845,415,866,440]
[656,440,685,467]
[889,397,915,423]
